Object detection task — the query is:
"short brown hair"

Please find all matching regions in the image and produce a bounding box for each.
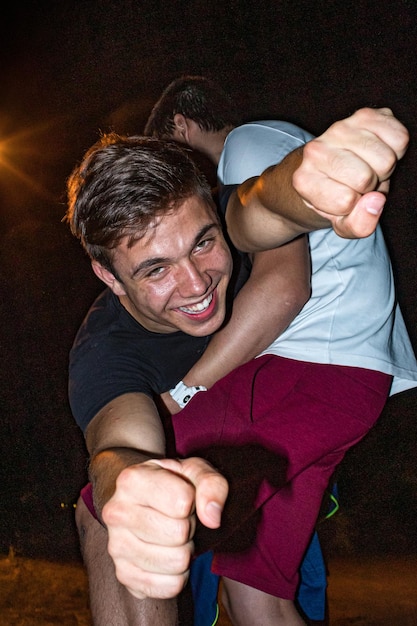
[66,133,215,272]
[144,75,237,139]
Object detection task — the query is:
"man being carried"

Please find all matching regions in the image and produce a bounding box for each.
[145,77,417,624]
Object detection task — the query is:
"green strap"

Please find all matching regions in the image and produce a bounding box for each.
[324,492,340,520]
[211,602,220,626]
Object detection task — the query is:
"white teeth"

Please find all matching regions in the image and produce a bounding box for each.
[179,293,213,314]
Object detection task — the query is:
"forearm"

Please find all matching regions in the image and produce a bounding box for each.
[226,108,409,252]
[183,237,310,389]
[85,392,167,518]
[226,148,329,252]
[183,291,303,388]
[89,447,154,520]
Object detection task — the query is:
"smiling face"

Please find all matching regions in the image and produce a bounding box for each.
[94,195,232,336]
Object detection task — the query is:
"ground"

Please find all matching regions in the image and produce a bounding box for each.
[1,548,416,625]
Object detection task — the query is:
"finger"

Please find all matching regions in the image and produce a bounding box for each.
[125,571,190,601]
[294,164,362,218]
[319,108,408,183]
[112,460,197,519]
[326,129,398,186]
[347,107,409,160]
[108,531,194,577]
[105,498,196,548]
[300,134,387,197]
[115,555,191,600]
[304,109,409,199]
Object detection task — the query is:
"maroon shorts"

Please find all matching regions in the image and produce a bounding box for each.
[80,483,96,519]
[172,355,391,599]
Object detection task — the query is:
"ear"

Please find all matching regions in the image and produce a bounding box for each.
[91,261,126,296]
[173,113,190,143]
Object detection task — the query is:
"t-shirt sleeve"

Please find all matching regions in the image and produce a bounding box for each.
[68,332,156,434]
[68,292,210,434]
[218,121,315,185]
[218,183,237,215]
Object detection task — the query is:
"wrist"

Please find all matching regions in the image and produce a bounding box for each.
[169,380,207,409]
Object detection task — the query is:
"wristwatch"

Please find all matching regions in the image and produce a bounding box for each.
[169,380,207,409]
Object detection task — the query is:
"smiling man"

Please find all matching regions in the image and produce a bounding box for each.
[92,196,232,337]
[67,137,239,625]
[66,116,412,626]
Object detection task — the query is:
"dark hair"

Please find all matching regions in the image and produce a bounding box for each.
[66,133,215,271]
[144,75,237,139]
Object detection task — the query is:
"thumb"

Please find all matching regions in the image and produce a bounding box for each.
[333,191,386,239]
[180,457,229,529]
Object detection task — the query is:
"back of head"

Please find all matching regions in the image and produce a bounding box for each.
[144,75,237,139]
[66,133,214,271]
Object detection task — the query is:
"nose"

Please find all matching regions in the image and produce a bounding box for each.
[177,260,211,297]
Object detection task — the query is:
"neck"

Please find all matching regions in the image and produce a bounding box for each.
[196,127,233,166]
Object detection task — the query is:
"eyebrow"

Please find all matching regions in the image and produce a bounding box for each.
[130,222,220,279]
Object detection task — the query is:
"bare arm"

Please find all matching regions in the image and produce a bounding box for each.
[161,235,310,415]
[85,392,166,516]
[84,392,228,600]
[186,236,310,383]
[226,107,409,252]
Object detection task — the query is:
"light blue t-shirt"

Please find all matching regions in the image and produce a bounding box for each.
[218,121,417,396]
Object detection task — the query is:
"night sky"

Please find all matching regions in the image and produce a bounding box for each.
[1,0,416,560]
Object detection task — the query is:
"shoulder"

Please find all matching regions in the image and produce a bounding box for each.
[228,120,314,144]
[68,290,153,431]
[218,121,314,185]
[69,295,210,432]
[71,289,144,354]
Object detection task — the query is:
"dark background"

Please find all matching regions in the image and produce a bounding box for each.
[0,0,416,562]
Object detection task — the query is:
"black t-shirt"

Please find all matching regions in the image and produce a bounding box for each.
[69,290,211,432]
[69,187,250,433]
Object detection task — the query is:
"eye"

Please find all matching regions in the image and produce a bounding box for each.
[146,266,166,278]
[195,236,215,252]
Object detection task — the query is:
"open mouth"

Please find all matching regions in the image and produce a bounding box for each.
[178,292,214,315]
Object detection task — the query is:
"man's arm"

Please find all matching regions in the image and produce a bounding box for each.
[85,392,228,600]
[161,235,310,413]
[85,392,167,516]
[226,107,409,252]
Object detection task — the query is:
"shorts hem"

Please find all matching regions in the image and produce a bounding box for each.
[212,561,296,600]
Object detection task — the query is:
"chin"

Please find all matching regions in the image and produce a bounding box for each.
[185,313,225,337]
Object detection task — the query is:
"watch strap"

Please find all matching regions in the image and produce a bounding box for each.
[169,380,207,409]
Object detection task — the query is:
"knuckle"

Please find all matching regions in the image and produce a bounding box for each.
[106,532,127,559]
[101,499,118,525]
[354,164,376,191]
[199,467,225,490]
[142,573,188,600]
[168,574,189,598]
[301,138,322,162]
[172,545,192,574]
[174,488,195,518]
[392,125,410,155]
[292,167,310,195]
[172,517,193,544]
[353,107,372,121]
[114,563,135,588]
[117,464,137,487]
[378,106,394,116]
